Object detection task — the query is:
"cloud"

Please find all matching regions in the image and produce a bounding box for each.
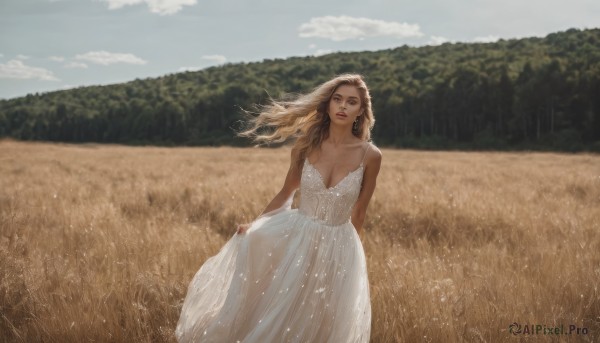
[0,53,4,58]
[16,54,31,60]
[74,51,147,65]
[313,49,333,56]
[56,84,77,90]
[426,36,453,46]
[179,55,226,71]
[299,15,424,41]
[202,54,227,64]
[473,35,500,43]
[0,59,59,81]
[101,0,144,10]
[100,0,197,15]
[64,61,88,69]
[49,56,65,62]
[307,44,332,56]
[178,66,202,72]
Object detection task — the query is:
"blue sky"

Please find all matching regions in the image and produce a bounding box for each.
[0,0,598,99]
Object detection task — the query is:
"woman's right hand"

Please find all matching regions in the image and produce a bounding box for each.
[236,223,251,235]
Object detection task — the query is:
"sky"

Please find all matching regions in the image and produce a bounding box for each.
[0,0,598,100]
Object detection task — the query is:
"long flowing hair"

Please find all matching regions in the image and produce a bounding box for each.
[237,73,375,169]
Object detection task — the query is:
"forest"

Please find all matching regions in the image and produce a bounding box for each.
[1,27,599,151]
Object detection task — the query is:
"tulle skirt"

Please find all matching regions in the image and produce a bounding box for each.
[175,208,371,343]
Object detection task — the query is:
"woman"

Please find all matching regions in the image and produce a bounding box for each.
[176,73,382,343]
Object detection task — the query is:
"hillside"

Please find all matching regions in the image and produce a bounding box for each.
[1,27,599,151]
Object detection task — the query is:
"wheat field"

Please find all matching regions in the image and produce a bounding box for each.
[1,140,599,343]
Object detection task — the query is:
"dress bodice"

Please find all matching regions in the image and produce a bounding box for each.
[298,156,365,226]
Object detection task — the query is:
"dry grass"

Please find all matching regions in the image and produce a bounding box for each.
[1,140,599,343]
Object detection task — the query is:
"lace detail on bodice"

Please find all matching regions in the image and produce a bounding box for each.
[298,159,364,226]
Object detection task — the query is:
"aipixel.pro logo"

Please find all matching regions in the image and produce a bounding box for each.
[509,322,589,336]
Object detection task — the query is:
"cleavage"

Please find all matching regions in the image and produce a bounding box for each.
[307,158,361,190]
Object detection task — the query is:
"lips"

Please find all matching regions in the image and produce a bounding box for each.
[336,112,347,118]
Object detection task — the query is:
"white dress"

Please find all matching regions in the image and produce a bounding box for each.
[176,145,372,343]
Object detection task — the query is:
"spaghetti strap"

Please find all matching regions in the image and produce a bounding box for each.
[360,143,370,165]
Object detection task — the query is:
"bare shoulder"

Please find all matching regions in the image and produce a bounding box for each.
[290,145,301,159]
[364,142,382,166]
[289,145,304,169]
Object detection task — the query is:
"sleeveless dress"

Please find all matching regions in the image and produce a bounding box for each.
[176,144,372,343]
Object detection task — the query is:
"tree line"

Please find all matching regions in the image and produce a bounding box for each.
[1,27,599,152]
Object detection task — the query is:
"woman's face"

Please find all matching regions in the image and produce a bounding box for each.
[327,84,362,129]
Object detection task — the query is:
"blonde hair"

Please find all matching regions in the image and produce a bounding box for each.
[238,73,375,169]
